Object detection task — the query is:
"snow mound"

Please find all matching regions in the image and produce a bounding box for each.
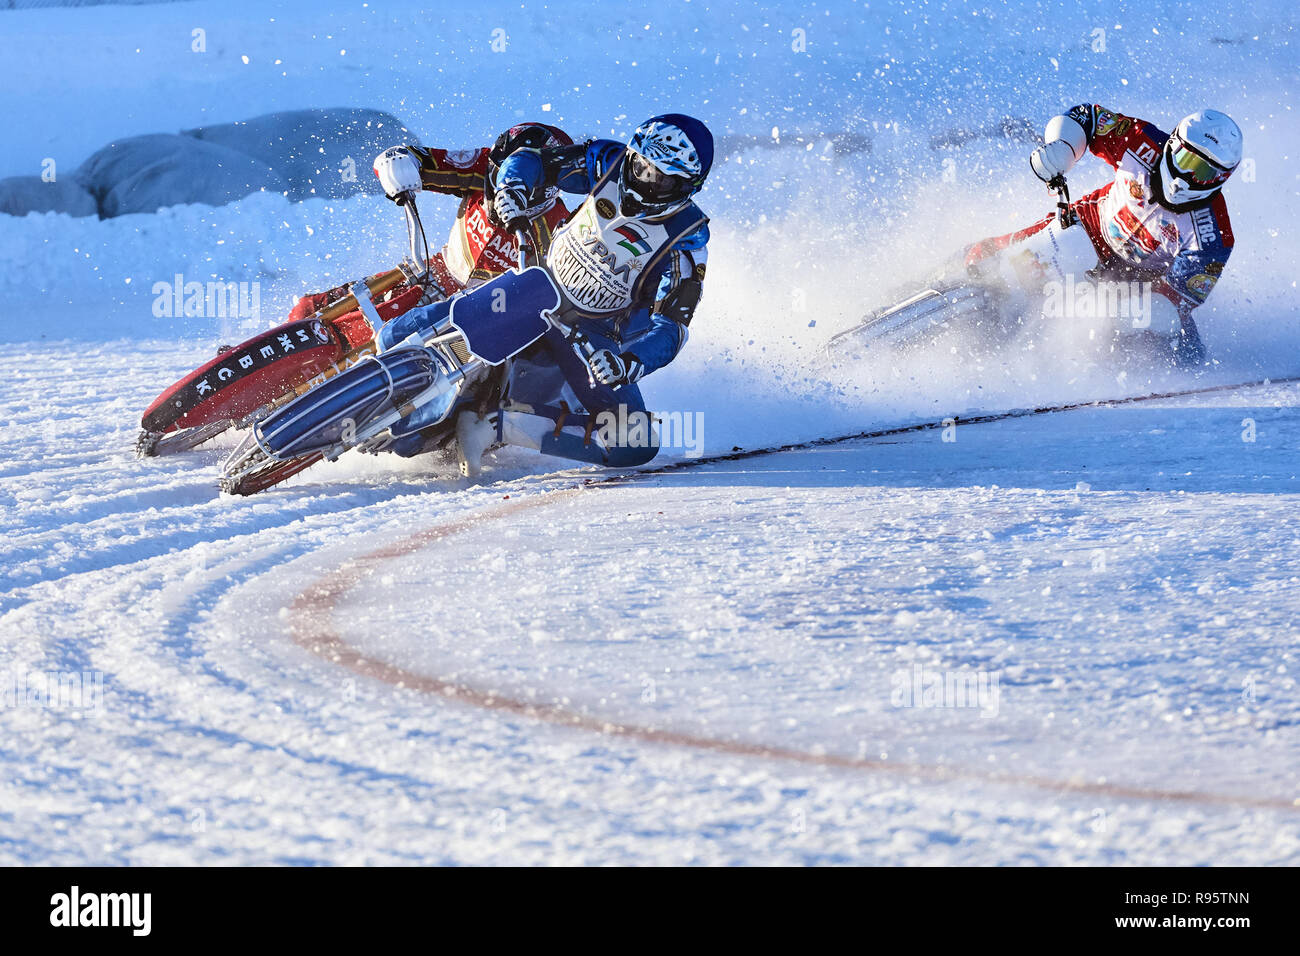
[0,108,420,220]
[0,175,97,218]
[77,133,288,218]
[181,108,421,202]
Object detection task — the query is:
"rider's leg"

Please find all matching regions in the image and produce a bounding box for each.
[1173,311,1207,367]
[486,328,660,467]
[377,298,452,351]
[494,395,659,468]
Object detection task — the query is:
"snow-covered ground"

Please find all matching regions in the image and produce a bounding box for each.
[3,346,1298,864]
[1,0,1298,864]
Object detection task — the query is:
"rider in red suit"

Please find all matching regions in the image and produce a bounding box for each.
[966,105,1241,366]
[286,123,572,351]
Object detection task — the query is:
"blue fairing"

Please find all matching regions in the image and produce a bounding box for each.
[449,267,560,365]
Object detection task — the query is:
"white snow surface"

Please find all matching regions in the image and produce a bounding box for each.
[1,0,1298,864]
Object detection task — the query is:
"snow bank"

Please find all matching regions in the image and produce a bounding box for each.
[181,108,419,202]
[77,133,288,218]
[0,175,97,218]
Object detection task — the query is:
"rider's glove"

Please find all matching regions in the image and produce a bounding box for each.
[373,146,423,203]
[1030,114,1088,183]
[1029,139,1078,183]
[588,349,644,388]
[491,184,530,231]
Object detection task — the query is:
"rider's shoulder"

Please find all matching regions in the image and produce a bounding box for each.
[655,202,709,249]
[586,139,628,176]
[1074,103,1164,147]
[674,219,710,251]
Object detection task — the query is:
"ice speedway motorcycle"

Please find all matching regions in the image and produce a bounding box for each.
[136,196,444,460]
[826,176,1193,363]
[213,226,592,495]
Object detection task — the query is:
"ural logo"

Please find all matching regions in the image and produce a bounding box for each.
[613,224,652,256]
[595,197,616,219]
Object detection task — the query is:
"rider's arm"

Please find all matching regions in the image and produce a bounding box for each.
[495,139,627,196]
[1158,237,1232,316]
[620,228,710,377]
[408,145,492,198]
[1033,105,1166,181]
[1063,105,1166,170]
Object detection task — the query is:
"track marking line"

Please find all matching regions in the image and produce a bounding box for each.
[287,422,1300,812]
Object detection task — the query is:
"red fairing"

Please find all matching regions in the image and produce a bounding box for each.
[286,288,340,322]
[141,318,344,433]
[142,255,453,433]
[332,284,428,350]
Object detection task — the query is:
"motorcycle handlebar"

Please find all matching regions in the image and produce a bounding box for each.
[401,194,431,282]
[514,228,531,271]
[1047,174,1078,229]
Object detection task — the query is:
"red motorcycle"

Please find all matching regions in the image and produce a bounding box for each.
[136,200,451,457]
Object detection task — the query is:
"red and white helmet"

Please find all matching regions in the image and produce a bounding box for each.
[1159,110,1243,206]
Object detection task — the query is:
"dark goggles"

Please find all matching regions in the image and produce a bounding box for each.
[625,150,691,203]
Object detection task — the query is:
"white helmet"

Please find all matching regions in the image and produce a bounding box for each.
[1158,110,1243,207]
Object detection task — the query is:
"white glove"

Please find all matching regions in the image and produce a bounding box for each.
[373,146,422,201]
[1030,114,1088,182]
[492,184,528,230]
[1029,139,1078,182]
[588,349,644,388]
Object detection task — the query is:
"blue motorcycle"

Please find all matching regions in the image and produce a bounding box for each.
[220,234,582,495]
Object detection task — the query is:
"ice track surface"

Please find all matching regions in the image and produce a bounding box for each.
[2,343,1298,865]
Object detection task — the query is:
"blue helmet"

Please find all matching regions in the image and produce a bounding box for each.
[620,113,714,218]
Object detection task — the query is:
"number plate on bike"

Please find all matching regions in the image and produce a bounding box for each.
[449,266,562,365]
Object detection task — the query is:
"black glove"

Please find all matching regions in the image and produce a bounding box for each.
[492,184,529,231]
[588,349,644,388]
